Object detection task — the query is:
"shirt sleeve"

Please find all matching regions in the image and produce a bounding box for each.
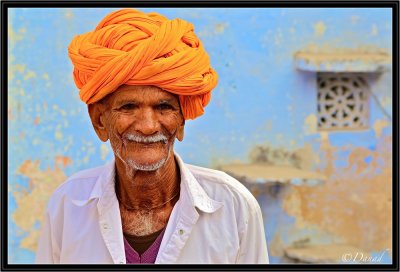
[236,197,269,264]
[35,211,59,264]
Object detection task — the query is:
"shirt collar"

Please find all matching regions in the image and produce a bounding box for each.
[174,153,223,214]
[88,159,115,201]
[86,152,223,214]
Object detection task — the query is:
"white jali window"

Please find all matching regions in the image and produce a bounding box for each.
[317,73,370,131]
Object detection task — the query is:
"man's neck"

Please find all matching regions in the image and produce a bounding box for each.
[114,153,180,212]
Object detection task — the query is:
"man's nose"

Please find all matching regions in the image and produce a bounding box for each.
[134,108,160,135]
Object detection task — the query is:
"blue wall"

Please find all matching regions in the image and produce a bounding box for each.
[8,7,392,263]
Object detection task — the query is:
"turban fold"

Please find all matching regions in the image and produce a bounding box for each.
[68,8,218,120]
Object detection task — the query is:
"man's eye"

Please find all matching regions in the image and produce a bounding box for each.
[156,103,173,111]
[120,103,137,110]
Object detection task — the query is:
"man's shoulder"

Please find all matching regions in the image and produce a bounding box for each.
[185,163,259,208]
[66,163,108,182]
[47,163,110,207]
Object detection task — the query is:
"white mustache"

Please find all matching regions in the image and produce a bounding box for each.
[125,133,168,144]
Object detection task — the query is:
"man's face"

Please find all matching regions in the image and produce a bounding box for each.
[96,85,184,172]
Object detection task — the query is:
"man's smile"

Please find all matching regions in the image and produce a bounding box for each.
[124,133,168,144]
[126,141,167,149]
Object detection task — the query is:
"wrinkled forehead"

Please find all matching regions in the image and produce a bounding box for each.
[99,85,180,106]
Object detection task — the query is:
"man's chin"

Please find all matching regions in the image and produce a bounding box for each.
[116,143,174,172]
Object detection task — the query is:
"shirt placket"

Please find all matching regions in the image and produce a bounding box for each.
[155,210,199,264]
[98,198,126,264]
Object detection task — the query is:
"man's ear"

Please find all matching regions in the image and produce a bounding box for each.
[176,119,185,142]
[88,103,109,142]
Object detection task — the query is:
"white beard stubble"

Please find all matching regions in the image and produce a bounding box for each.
[108,128,173,179]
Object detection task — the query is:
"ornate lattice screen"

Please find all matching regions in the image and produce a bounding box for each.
[317,73,370,131]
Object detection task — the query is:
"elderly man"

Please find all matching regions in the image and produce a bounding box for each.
[36,8,269,264]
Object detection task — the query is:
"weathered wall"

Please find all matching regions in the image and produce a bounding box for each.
[8,8,392,263]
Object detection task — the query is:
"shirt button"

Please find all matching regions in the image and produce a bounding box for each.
[119,261,124,264]
[179,229,184,235]
[102,223,109,229]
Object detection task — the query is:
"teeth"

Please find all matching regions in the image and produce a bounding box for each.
[125,133,168,144]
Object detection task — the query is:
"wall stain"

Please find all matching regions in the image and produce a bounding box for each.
[12,158,69,251]
[373,119,389,138]
[280,133,392,255]
[304,114,317,135]
[249,143,318,170]
[33,116,40,125]
[214,23,228,34]
[314,21,327,37]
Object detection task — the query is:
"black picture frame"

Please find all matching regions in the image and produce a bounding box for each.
[1,1,398,271]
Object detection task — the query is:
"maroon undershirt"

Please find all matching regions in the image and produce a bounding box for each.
[123,228,166,264]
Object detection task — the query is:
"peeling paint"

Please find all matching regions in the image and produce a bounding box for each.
[8,8,393,264]
[8,23,25,49]
[23,71,36,81]
[55,156,72,168]
[314,21,326,37]
[214,22,228,34]
[373,119,389,138]
[248,143,318,170]
[304,114,317,135]
[64,9,74,19]
[281,134,392,254]
[198,22,229,38]
[13,158,68,251]
[33,116,40,125]
[54,125,63,140]
[9,63,26,83]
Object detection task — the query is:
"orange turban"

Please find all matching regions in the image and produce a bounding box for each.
[68,8,218,120]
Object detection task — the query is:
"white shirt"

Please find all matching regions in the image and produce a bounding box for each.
[36,153,269,264]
